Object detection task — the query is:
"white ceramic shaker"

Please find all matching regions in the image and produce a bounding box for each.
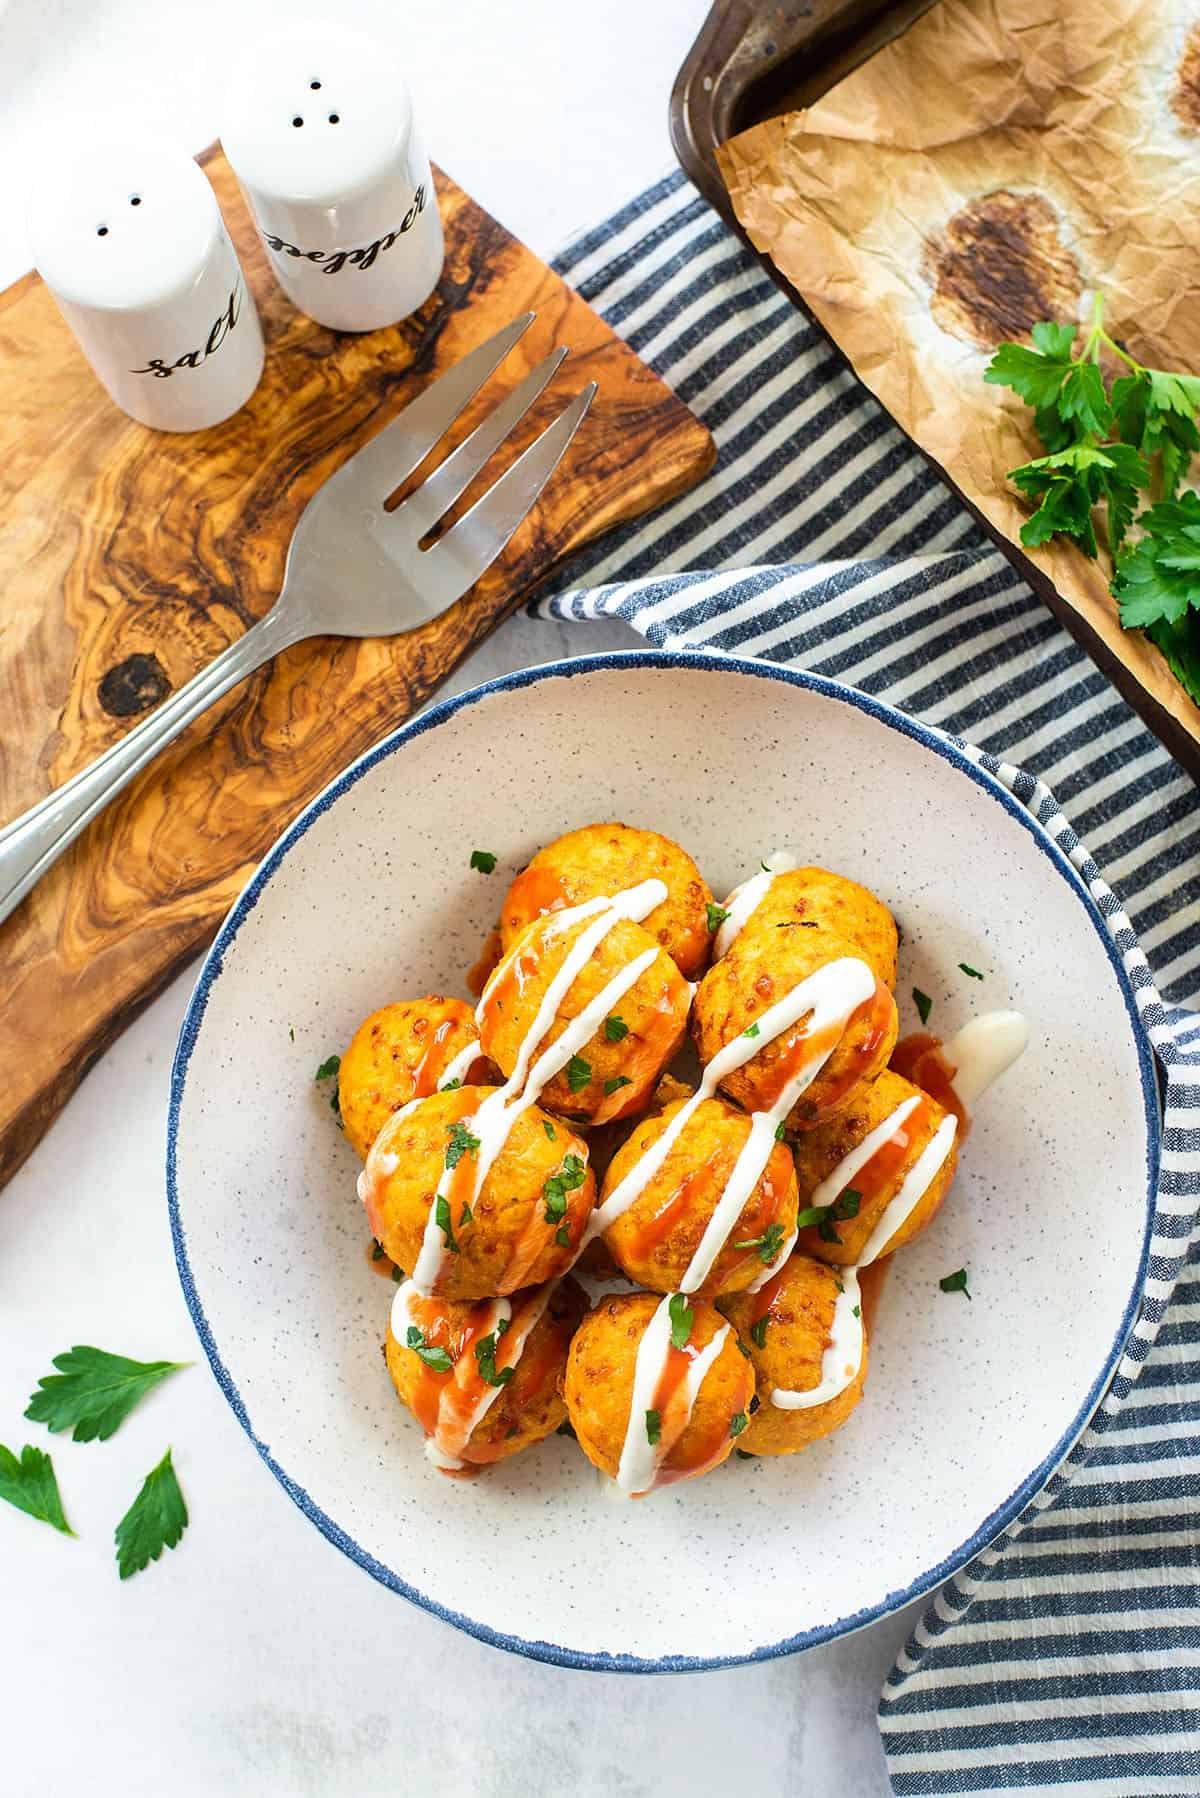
[27,137,264,432]
[221,28,445,333]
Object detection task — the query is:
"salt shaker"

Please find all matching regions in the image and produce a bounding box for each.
[27,137,264,433]
[221,28,445,333]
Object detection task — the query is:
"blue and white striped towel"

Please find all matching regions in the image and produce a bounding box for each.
[540,171,1200,1795]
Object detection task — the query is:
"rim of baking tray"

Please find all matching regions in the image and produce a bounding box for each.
[167,648,1161,1674]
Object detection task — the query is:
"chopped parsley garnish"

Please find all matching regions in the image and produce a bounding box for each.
[645,1409,662,1446]
[565,1054,592,1093]
[315,1055,340,1081]
[604,1015,629,1043]
[289,1026,294,1042]
[735,1336,751,1358]
[543,1119,557,1141]
[459,1202,472,1226]
[542,1154,587,1224]
[391,1265,403,1283]
[735,1447,754,1460]
[774,1121,787,1142]
[604,1075,632,1096]
[912,988,933,1026]
[441,1077,462,1091]
[555,1224,572,1248]
[474,1332,515,1388]
[406,1325,454,1371]
[668,1293,694,1350]
[469,849,497,874]
[24,1346,188,1443]
[743,1022,761,1039]
[434,1196,459,1253]
[0,1442,73,1535]
[706,903,730,933]
[750,1315,769,1350]
[797,1188,861,1244]
[959,963,984,980]
[371,1238,385,1261]
[444,1120,481,1170]
[729,1412,748,1438]
[852,1305,861,1319]
[114,1449,188,1580]
[940,1268,972,1300]
[732,1221,787,1265]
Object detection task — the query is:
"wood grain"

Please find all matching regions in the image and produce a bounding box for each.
[0,151,715,1190]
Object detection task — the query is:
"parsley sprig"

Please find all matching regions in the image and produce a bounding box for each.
[986,295,1200,705]
[732,1221,787,1266]
[796,1188,861,1245]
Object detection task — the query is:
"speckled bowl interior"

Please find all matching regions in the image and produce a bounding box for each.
[169,652,1157,1670]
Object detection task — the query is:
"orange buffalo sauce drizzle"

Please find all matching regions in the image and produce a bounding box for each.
[504,863,571,933]
[625,1165,709,1261]
[648,1339,732,1490]
[475,940,541,1038]
[411,1016,485,1099]
[891,1033,970,1135]
[752,979,895,1119]
[466,927,504,998]
[405,1288,546,1474]
[834,1095,933,1218]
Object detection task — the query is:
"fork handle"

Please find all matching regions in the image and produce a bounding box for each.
[0,605,302,929]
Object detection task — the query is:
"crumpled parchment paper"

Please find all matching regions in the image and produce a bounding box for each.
[717,0,1200,742]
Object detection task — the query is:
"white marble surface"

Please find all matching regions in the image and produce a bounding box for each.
[0,5,912,1794]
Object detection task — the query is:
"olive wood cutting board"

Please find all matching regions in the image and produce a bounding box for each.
[0,150,715,1190]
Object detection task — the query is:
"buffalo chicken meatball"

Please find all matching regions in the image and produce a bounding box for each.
[499,823,715,979]
[563,1291,755,1495]
[718,1254,868,1454]
[792,1068,959,1266]
[600,1094,799,1297]
[386,1275,586,1475]
[339,996,488,1160]
[359,1086,595,1300]
[725,867,898,989]
[691,925,898,1132]
[478,911,691,1125]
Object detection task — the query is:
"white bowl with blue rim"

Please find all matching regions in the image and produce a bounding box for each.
[168,651,1157,1670]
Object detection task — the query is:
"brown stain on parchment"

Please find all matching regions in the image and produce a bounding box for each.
[1173,28,1200,131]
[923,190,1083,351]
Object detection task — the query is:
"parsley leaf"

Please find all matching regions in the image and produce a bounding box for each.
[565,1054,592,1093]
[0,1442,73,1535]
[542,1153,587,1224]
[797,1189,861,1244]
[912,987,933,1026]
[25,1346,188,1443]
[1008,442,1148,557]
[706,902,730,933]
[1114,493,1200,629]
[543,1119,557,1142]
[668,1293,695,1350]
[603,1075,632,1096]
[315,1055,340,1081]
[114,1448,188,1580]
[743,1022,761,1039]
[434,1195,458,1253]
[474,1332,515,1388]
[604,1015,629,1043]
[749,1315,769,1350]
[774,1121,787,1142]
[444,1120,481,1170]
[732,1221,787,1265]
[405,1325,454,1371]
[729,1412,749,1438]
[940,1268,972,1300]
[984,320,1081,411]
[469,850,497,874]
[959,963,984,980]
[645,1409,661,1446]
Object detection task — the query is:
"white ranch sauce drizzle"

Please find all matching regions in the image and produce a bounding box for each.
[593,955,877,1299]
[942,1011,1028,1110]
[769,1266,864,1411]
[407,879,669,1293]
[615,1293,731,1496]
[712,850,797,960]
[392,1278,556,1470]
[769,1006,1028,1411]
[437,1040,482,1091]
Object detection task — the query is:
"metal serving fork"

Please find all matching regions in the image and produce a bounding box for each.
[0,313,595,929]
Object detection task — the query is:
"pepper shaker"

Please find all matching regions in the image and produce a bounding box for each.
[222,29,445,334]
[27,137,264,433]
